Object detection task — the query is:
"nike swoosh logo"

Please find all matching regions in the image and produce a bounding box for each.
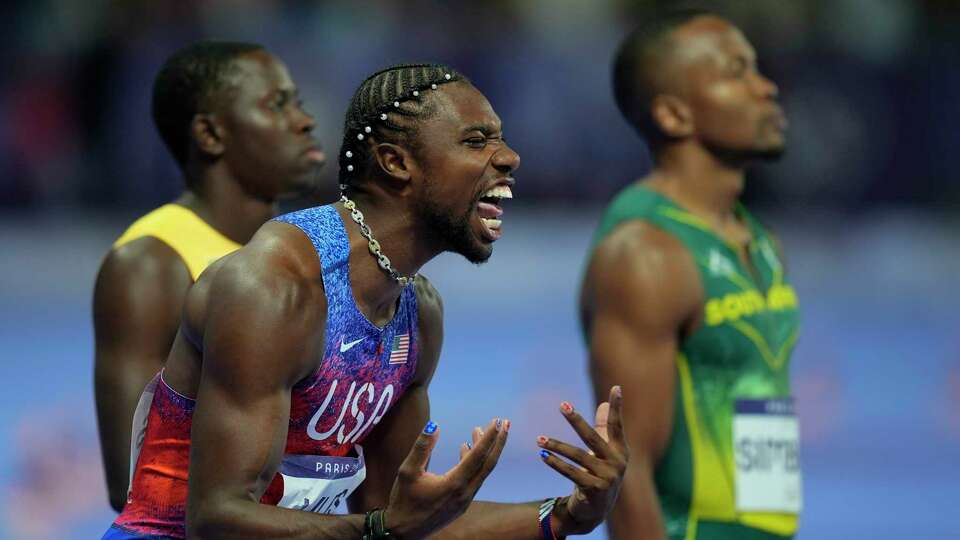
[340,337,365,353]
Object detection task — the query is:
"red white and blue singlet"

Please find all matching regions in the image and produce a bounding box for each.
[105,205,420,539]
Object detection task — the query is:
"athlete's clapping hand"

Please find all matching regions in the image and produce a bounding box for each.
[384,418,509,539]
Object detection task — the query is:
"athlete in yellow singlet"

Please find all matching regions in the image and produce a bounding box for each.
[92,41,325,512]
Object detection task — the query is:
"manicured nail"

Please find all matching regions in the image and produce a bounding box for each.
[560,402,573,414]
[613,385,622,397]
[496,418,503,430]
[466,441,472,449]
[537,435,548,446]
[539,449,550,460]
[424,421,437,434]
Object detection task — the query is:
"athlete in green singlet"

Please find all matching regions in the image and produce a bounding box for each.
[580,10,801,540]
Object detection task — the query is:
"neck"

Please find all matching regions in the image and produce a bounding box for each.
[337,189,437,324]
[646,142,745,224]
[177,165,277,245]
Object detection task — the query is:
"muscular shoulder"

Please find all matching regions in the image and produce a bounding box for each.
[94,236,193,325]
[98,236,192,294]
[182,221,327,381]
[413,275,443,385]
[583,220,702,332]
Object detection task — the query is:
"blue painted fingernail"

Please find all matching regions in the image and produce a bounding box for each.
[466,441,472,449]
[424,421,437,434]
[496,418,503,430]
[540,449,550,460]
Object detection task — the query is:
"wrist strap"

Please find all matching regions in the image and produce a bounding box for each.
[362,508,394,539]
[538,497,560,540]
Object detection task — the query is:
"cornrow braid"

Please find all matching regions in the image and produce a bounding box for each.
[338,63,468,191]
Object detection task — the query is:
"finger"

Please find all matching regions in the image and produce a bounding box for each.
[399,421,440,477]
[458,440,472,462]
[537,435,606,474]
[472,426,483,447]
[463,419,510,494]
[446,418,501,483]
[539,449,603,489]
[606,385,626,453]
[560,402,612,459]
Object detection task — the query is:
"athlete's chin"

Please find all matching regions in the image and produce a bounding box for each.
[454,235,493,264]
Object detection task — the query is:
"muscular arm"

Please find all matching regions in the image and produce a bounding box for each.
[580,221,702,540]
[186,225,369,539]
[93,238,192,511]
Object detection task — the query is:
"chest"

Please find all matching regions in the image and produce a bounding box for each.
[686,237,800,377]
[286,320,419,456]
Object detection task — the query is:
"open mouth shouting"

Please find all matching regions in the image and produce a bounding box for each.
[476,183,514,242]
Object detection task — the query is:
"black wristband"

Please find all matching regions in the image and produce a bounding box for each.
[362,508,395,540]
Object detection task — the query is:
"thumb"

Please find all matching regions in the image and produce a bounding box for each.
[595,402,610,442]
[401,421,440,474]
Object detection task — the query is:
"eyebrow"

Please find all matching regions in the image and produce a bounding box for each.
[461,123,502,136]
[271,87,299,100]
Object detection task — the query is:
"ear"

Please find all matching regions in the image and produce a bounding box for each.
[650,94,694,139]
[190,114,226,158]
[371,141,419,184]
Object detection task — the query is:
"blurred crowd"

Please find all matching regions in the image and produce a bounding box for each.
[1,0,956,212]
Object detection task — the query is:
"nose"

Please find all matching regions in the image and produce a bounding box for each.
[296,106,316,135]
[753,71,779,100]
[491,143,520,176]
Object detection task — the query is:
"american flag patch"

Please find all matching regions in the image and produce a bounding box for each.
[388,333,409,364]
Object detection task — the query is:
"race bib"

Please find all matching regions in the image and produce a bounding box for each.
[733,398,802,513]
[276,445,367,515]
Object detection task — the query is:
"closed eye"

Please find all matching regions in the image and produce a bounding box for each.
[464,137,487,148]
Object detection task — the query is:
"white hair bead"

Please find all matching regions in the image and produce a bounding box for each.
[345,150,353,158]
[357,133,364,140]
[394,101,400,107]
[347,165,354,171]
[431,83,438,90]
[364,126,372,133]
[444,73,451,80]
[380,113,387,120]
[413,90,419,97]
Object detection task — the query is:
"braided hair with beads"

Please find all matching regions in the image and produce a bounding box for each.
[338,63,468,193]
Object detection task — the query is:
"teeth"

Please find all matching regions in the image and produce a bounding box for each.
[482,185,513,199]
[480,218,502,229]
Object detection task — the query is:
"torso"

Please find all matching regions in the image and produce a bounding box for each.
[113,205,421,538]
[589,184,801,540]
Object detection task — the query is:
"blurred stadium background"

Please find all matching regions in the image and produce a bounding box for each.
[1,1,958,538]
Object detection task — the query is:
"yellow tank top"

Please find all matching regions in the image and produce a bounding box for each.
[114,204,242,281]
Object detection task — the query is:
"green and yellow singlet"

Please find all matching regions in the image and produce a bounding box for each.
[591,185,801,540]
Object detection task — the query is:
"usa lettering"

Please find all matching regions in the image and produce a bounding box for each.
[306,379,395,443]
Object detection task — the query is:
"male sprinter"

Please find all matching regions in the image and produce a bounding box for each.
[105,63,627,540]
[581,11,801,540]
[93,41,324,512]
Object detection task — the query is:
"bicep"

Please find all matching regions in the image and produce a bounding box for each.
[94,241,192,387]
[585,226,700,467]
[187,263,323,508]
